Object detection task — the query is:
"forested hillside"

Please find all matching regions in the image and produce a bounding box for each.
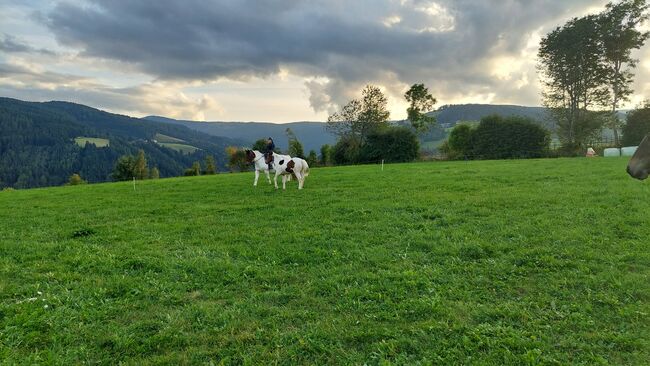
[0,98,241,189]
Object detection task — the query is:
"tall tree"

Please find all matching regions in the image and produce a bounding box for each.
[448,123,475,157]
[306,150,318,167]
[112,155,135,181]
[326,99,362,142]
[285,128,305,158]
[150,167,160,179]
[67,173,86,185]
[404,83,437,132]
[622,102,650,145]
[538,15,610,151]
[133,149,148,180]
[205,155,217,175]
[598,0,649,146]
[185,161,201,176]
[225,146,249,172]
[326,85,390,147]
[252,138,268,152]
[319,144,332,166]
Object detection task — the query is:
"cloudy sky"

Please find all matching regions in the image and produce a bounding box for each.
[1,0,649,122]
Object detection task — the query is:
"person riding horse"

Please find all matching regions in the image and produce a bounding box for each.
[265,137,275,170]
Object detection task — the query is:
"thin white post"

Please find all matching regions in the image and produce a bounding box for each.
[381,159,384,171]
[133,177,136,191]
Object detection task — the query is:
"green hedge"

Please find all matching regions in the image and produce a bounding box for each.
[333,127,420,164]
[446,115,550,159]
[360,127,419,163]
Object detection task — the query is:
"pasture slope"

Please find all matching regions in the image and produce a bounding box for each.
[1,158,648,365]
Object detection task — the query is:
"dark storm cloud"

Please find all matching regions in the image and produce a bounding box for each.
[42,0,605,110]
[45,0,437,79]
[0,34,55,55]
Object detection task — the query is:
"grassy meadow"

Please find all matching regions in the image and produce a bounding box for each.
[1,157,648,365]
[74,137,110,148]
[152,133,200,154]
[154,133,187,144]
[157,143,200,154]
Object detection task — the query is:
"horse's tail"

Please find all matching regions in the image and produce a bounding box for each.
[302,159,310,177]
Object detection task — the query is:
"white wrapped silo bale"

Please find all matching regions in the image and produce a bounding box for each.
[604,148,621,157]
[621,146,638,156]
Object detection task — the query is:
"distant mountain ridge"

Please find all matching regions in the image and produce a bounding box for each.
[144,116,338,152]
[432,104,551,129]
[145,104,553,151]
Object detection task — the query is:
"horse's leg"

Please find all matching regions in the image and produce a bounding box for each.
[282,175,287,190]
[265,169,271,184]
[254,169,259,186]
[274,172,279,189]
[294,172,303,189]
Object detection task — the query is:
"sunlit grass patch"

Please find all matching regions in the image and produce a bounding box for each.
[74,137,110,147]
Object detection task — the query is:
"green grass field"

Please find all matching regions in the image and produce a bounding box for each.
[157,142,200,154]
[153,133,199,153]
[74,137,110,148]
[1,158,648,364]
[154,133,187,144]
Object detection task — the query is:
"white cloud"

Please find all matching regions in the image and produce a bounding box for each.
[383,16,402,28]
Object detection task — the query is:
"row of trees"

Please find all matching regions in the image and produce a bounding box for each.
[538,0,649,151]
[184,155,217,176]
[112,150,159,180]
[111,150,217,180]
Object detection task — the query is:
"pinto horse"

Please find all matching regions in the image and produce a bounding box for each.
[245,150,273,186]
[627,134,650,180]
[265,152,310,189]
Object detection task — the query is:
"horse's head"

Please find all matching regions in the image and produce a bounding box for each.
[245,149,255,163]
[627,135,650,180]
[264,152,274,165]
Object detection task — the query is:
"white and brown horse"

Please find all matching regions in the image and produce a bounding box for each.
[245,150,272,186]
[627,134,650,180]
[265,152,310,189]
